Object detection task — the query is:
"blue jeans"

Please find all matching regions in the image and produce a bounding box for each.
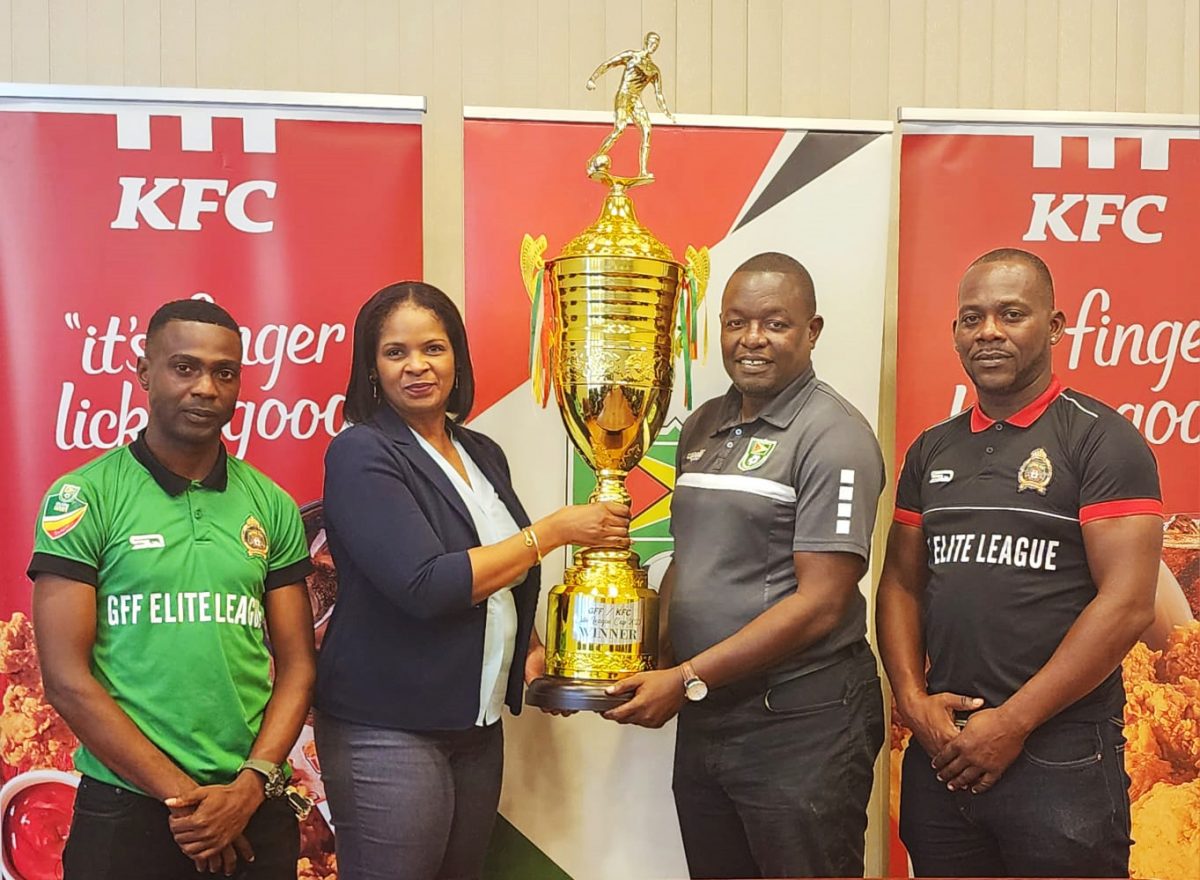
[62,775,298,880]
[313,711,503,880]
[900,715,1132,878]
[671,641,884,879]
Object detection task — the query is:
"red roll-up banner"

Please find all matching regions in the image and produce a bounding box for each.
[890,111,1199,880]
[0,85,424,880]
[463,108,895,880]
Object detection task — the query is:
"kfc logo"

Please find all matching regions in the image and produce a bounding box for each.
[1023,193,1167,244]
[111,177,277,233]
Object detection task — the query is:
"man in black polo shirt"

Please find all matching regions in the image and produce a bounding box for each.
[877,248,1162,878]
[30,300,316,879]
[606,252,886,879]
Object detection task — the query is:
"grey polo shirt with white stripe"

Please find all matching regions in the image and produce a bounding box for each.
[668,367,885,683]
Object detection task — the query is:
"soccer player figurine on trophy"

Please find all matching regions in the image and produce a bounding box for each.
[585,31,675,182]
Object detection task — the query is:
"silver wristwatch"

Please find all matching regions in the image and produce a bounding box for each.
[681,661,709,702]
[237,758,287,799]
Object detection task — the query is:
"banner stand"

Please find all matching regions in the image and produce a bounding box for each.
[889,106,1199,880]
[0,82,426,880]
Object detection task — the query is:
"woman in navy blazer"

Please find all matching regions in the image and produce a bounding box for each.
[314,282,629,880]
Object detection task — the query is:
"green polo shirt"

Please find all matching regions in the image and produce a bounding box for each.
[28,434,312,792]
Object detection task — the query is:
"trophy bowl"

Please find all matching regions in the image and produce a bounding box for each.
[526,249,682,711]
[552,254,682,481]
[525,189,704,712]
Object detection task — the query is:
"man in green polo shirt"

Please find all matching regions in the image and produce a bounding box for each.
[30,299,316,879]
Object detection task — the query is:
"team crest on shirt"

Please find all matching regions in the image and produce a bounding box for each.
[240,515,269,559]
[737,437,778,472]
[1017,448,1053,495]
[41,484,88,539]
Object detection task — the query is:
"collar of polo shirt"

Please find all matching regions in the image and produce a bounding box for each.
[969,375,1064,433]
[129,431,229,496]
[712,366,819,435]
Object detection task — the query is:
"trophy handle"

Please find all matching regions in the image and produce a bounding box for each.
[676,245,711,408]
[521,234,556,406]
[520,233,547,295]
[685,244,711,306]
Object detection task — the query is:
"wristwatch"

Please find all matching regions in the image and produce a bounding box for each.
[680,661,709,702]
[238,759,287,798]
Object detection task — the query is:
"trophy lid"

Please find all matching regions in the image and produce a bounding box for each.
[557,189,676,262]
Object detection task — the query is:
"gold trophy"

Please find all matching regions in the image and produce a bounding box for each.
[522,33,709,711]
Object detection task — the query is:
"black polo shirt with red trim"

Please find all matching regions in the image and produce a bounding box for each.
[894,376,1161,722]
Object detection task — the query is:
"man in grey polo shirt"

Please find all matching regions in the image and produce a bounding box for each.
[606,251,885,879]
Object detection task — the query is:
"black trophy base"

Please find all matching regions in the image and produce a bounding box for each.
[525,676,633,712]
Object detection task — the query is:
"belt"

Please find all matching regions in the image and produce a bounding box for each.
[702,639,872,706]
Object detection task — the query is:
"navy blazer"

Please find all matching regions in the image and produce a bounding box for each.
[314,404,540,730]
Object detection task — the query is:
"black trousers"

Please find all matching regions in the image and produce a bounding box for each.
[672,642,885,879]
[62,776,299,880]
[900,716,1132,878]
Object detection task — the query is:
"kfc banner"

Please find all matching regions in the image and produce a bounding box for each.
[463,108,894,880]
[891,111,1200,879]
[0,84,424,880]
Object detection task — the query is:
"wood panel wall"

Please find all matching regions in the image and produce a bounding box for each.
[2,0,1195,295]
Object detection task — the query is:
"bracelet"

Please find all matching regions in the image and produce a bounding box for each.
[522,527,543,563]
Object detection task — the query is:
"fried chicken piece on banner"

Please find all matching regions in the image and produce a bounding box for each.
[0,612,40,687]
[1159,622,1200,682]
[1129,778,1200,880]
[1124,640,1161,687]
[1126,676,1200,780]
[0,682,77,773]
[296,804,338,879]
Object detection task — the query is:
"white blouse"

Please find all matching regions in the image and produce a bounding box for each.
[412,431,521,726]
